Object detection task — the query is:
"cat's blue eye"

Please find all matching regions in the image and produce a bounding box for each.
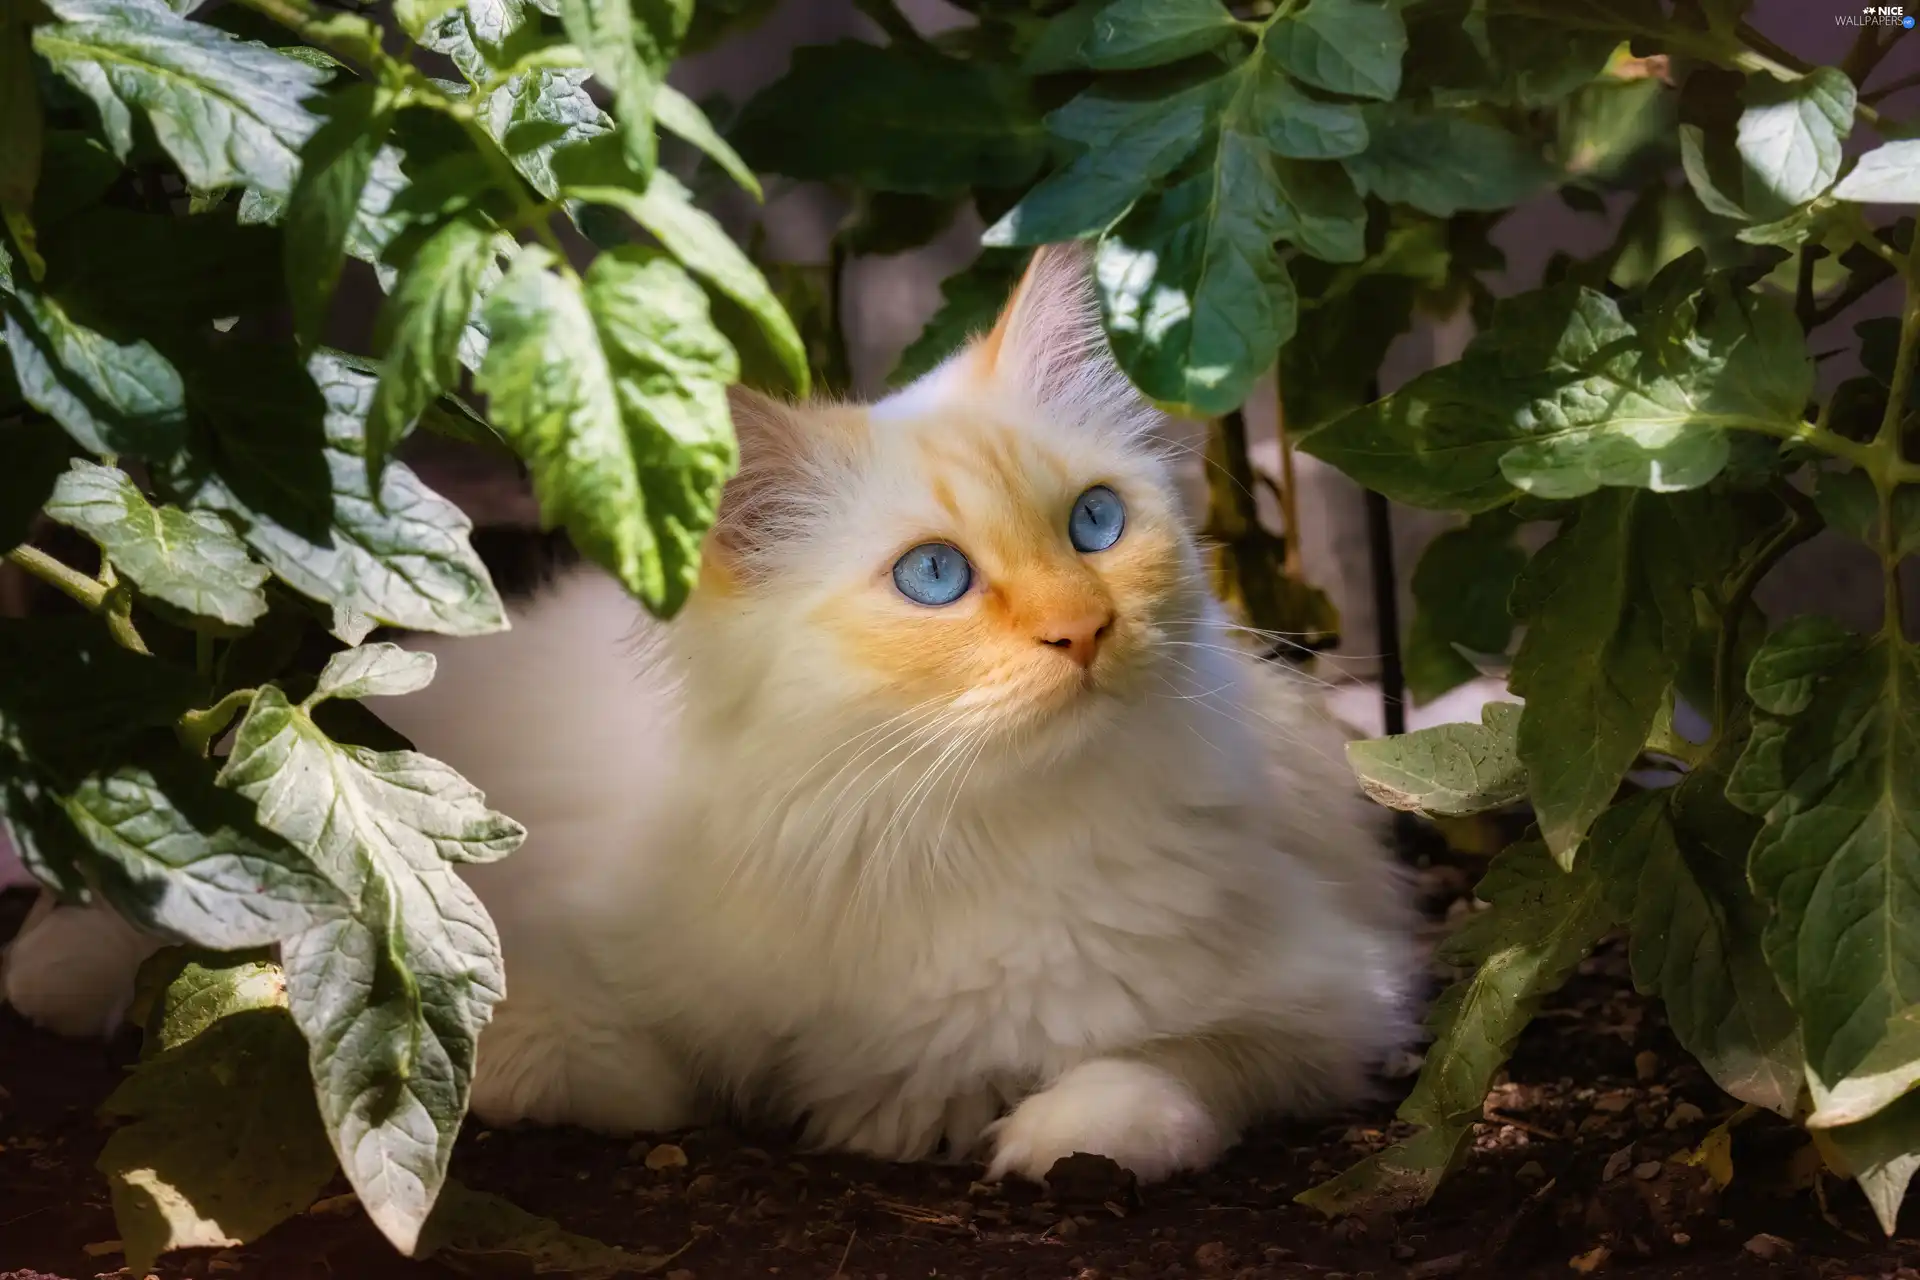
[893,542,973,607]
[1069,485,1125,553]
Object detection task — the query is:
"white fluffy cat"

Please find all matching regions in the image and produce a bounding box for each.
[3,245,1415,1184]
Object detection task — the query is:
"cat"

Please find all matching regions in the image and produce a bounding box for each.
[2,244,1417,1184]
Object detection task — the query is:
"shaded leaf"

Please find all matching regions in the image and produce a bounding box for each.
[1267,0,1406,101]
[730,41,1046,194]
[476,244,737,614]
[45,460,269,627]
[1251,53,1367,159]
[33,0,324,195]
[655,83,759,200]
[98,956,337,1274]
[1729,620,1920,1122]
[1342,102,1552,217]
[1081,0,1238,72]
[1346,701,1526,817]
[1302,841,1614,1215]
[162,349,507,638]
[418,1181,673,1277]
[0,416,77,553]
[1824,1088,1920,1235]
[287,84,390,348]
[0,0,43,229]
[2,278,188,458]
[890,249,1029,387]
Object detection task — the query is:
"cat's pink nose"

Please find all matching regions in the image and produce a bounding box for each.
[1038,612,1114,669]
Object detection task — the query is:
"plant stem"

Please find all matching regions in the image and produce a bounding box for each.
[103,585,151,655]
[1872,251,1920,638]
[1863,67,1920,104]
[177,688,257,756]
[4,545,105,611]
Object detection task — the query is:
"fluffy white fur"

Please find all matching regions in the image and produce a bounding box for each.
[3,246,1414,1184]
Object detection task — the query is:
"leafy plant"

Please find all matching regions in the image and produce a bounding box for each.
[4,0,1920,1265]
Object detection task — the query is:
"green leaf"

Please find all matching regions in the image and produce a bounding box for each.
[1735,67,1854,216]
[2,279,188,458]
[161,349,507,638]
[1251,52,1367,159]
[418,1181,672,1277]
[555,147,807,395]
[1404,611,1481,705]
[1835,140,1920,204]
[1510,489,1695,862]
[0,617,206,777]
[1267,0,1406,101]
[480,68,610,200]
[310,642,437,702]
[1346,701,1526,818]
[1729,621,1920,1120]
[890,249,1029,387]
[477,244,737,614]
[1409,515,1524,661]
[218,683,523,1255]
[730,41,1046,194]
[1081,0,1238,71]
[1342,102,1552,217]
[367,214,502,481]
[1096,128,1296,417]
[555,0,687,179]
[130,949,284,1054]
[394,0,467,40]
[98,967,337,1274]
[37,205,287,328]
[655,83,759,200]
[1023,0,1103,73]
[0,416,78,553]
[64,753,346,949]
[982,80,1219,248]
[1299,273,1812,510]
[33,0,324,196]
[1824,1088,1920,1235]
[1302,841,1614,1215]
[286,84,392,349]
[1587,771,1801,1116]
[44,460,270,627]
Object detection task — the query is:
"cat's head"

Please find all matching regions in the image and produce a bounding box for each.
[686,244,1209,759]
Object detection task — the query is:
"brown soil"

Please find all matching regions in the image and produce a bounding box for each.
[4,868,1919,1280]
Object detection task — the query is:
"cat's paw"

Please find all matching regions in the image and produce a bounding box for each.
[2,899,157,1039]
[984,1059,1226,1185]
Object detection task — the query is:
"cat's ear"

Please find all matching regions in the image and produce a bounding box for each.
[709,384,810,571]
[970,242,1147,430]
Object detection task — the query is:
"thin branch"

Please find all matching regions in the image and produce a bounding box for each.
[5,545,106,611]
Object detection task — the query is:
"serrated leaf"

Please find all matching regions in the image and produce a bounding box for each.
[655,83,759,200]
[311,643,436,702]
[1736,67,1854,216]
[1510,489,1696,862]
[33,0,324,196]
[477,244,737,614]
[1267,0,1406,101]
[1096,127,1296,417]
[65,754,346,948]
[1303,841,1614,1215]
[1299,273,1812,510]
[1346,701,1526,817]
[287,84,391,348]
[2,278,188,458]
[367,214,501,480]
[1835,140,1920,204]
[555,146,806,395]
[481,68,610,200]
[1729,622,1920,1118]
[1081,0,1238,71]
[0,416,77,553]
[1588,771,1801,1116]
[1410,515,1524,662]
[161,349,507,638]
[1251,51,1367,159]
[982,79,1219,248]
[98,980,337,1274]
[44,460,269,627]
[217,684,523,1254]
[730,41,1046,194]
[890,249,1029,387]
[1342,102,1552,217]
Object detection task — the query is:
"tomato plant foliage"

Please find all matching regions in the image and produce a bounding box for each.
[3,0,1920,1262]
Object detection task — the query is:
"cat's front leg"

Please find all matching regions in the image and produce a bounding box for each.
[984,1027,1365,1184]
[2,895,162,1039]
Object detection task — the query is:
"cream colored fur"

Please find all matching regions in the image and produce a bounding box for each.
[3,246,1415,1184]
